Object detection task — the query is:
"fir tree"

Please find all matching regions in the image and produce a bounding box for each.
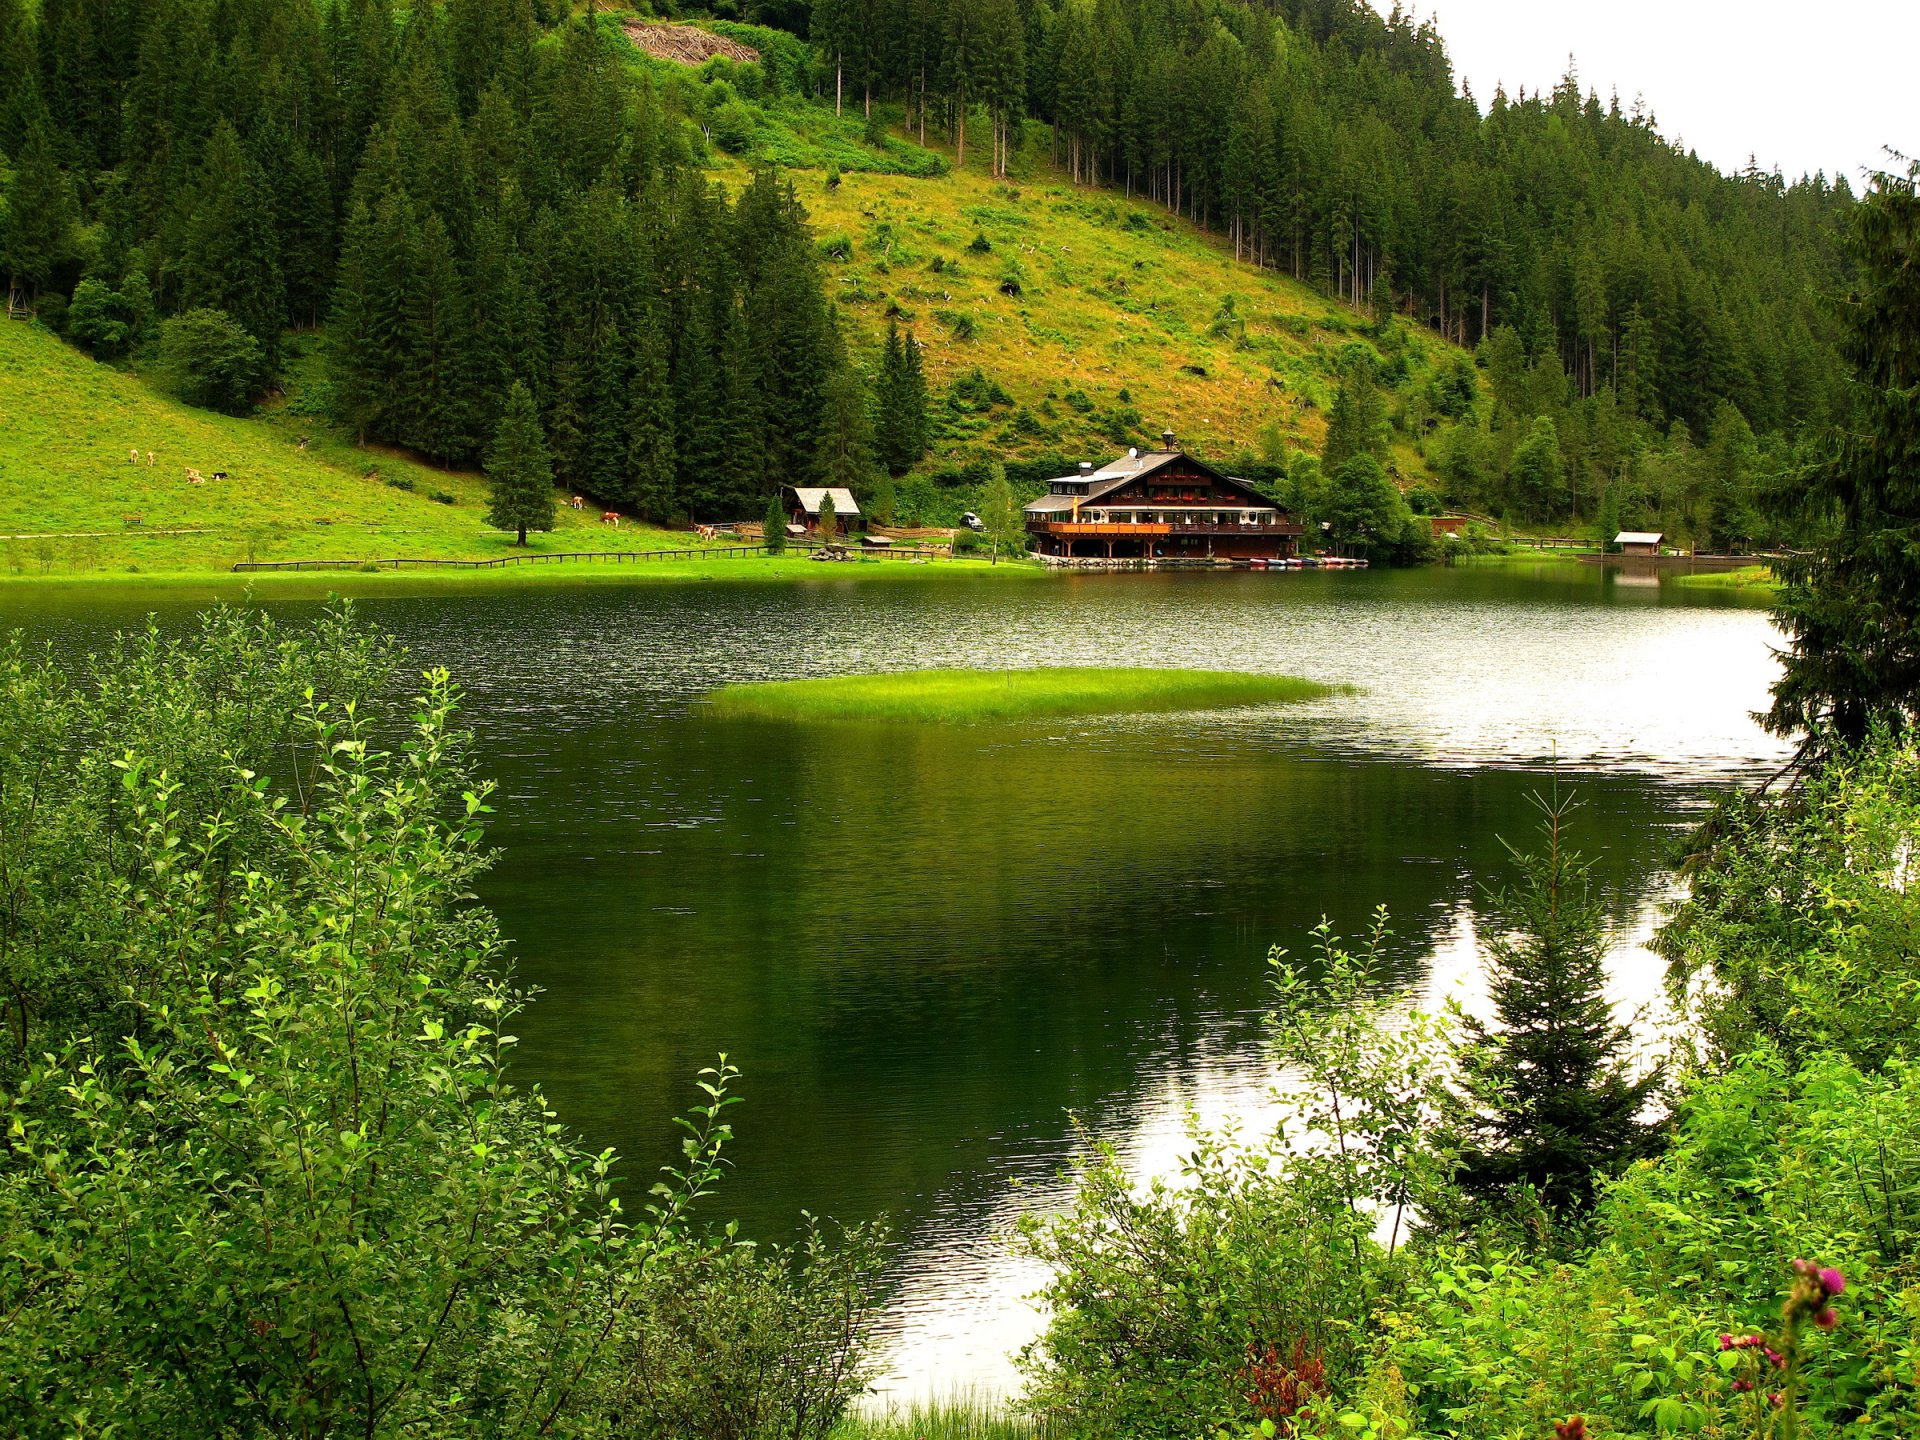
[1768,169,1920,755]
[764,490,789,553]
[1449,787,1660,1217]
[814,365,875,494]
[1321,366,1388,474]
[485,380,556,545]
[816,489,839,542]
[177,121,286,369]
[1,118,74,293]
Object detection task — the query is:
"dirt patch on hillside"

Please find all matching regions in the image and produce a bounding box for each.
[624,21,760,66]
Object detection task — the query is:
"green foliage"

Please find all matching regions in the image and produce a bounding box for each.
[1769,167,1920,752]
[1322,367,1389,474]
[1322,455,1423,561]
[617,1217,886,1440]
[486,379,557,544]
[765,490,790,552]
[816,489,839,539]
[979,460,1023,560]
[1508,415,1569,521]
[156,307,264,415]
[1023,914,1454,1435]
[1445,789,1662,1218]
[0,608,713,1435]
[708,667,1333,724]
[1661,731,1920,1071]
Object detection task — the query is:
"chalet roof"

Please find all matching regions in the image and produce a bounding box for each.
[1025,448,1279,515]
[1615,531,1663,546]
[788,486,861,517]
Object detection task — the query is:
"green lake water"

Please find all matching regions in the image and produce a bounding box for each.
[0,561,1786,1397]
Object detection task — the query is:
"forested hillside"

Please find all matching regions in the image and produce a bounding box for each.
[0,0,1861,548]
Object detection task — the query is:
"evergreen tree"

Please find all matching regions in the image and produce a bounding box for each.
[1321,367,1388,473]
[176,121,286,368]
[1769,168,1920,755]
[485,380,556,545]
[873,320,930,475]
[1448,788,1660,1216]
[764,490,789,553]
[1508,416,1568,521]
[816,489,839,541]
[814,365,875,494]
[1,119,74,293]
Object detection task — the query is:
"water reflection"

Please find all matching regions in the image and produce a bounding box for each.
[0,564,1784,1397]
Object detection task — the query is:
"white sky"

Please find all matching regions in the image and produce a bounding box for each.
[1366,0,1919,185]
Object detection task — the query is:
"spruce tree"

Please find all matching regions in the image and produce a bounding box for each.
[814,365,875,495]
[1321,366,1388,474]
[1,118,74,293]
[1768,167,1920,755]
[178,121,286,369]
[764,490,789,554]
[1449,788,1660,1217]
[980,461,1022,562]
[816,490,838,542]
[485,380,556,546]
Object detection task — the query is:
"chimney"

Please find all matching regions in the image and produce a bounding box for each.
[1160,429,1177,450]
[1078,461,1093,475]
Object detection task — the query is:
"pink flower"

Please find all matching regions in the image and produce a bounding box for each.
[1718,1333,1734,1351]
[1732,1379,1754,1394]
[1819,1267,1846,1297]
[1814,1307,1838,1330]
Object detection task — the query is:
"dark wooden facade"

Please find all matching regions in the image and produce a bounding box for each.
[1024,445,1304,560]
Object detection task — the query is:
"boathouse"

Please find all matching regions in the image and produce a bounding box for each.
[1024,434,1304,561]
[1615,530,1663,557]
[785,486,862,537]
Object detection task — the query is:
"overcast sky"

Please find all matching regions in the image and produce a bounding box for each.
[1365,0,1918,185]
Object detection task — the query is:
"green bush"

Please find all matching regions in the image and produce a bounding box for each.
[156,307,265,414]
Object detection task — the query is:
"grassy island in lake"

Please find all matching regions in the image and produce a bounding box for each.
[706,666,1343,724]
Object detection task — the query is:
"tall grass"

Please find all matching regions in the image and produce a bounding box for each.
[833,1394,1040,1440]
[705,666,1343,724]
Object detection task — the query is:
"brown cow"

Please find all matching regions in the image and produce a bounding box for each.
[600,511,620,527]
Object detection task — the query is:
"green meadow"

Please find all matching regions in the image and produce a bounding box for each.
[705,666,1341,724]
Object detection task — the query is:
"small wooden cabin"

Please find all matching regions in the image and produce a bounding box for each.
[785,486,862,537]
[1023,435,1304,560]
[1615,530,1663,557]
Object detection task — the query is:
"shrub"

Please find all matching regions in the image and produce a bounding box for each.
[66,277,130,358]
[157,307,265,414]
[430,489,457,505]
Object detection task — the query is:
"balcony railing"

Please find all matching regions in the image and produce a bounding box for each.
[1028,519,1304,537]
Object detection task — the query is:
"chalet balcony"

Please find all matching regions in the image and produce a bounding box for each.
[1028,519,1305,537]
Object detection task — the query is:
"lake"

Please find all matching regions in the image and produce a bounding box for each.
[0,560,1786,1397]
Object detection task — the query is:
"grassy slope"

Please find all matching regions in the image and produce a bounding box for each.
[625,17,1456,479]
[705,666,1340,723]
[0,325,776,578]
[3,27,1462,580]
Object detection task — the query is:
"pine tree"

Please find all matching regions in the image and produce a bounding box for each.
[625,309,679,521]
[814,365,875,494]
[485,380,556,545]
[1769,168,1920,754]
[1448,788,1660,1217]
[816,489,839,542]
[177,121,286,369]
[1508,416,1568,522]
[1321,366,1388,473]
[764,490,789,554]
[1,118,75,293]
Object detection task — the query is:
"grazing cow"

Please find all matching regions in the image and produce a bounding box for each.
[128,447,139,464]
[569,494,585,510]
[695,523,717,540]
[146,451,155,466]
[210,470,228,481]
[600,511,620,527]
[185,468,204,485]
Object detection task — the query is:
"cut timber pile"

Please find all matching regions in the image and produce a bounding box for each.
[623,22,760,65]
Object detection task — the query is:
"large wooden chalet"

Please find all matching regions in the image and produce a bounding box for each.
[1024,434,1304,561]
